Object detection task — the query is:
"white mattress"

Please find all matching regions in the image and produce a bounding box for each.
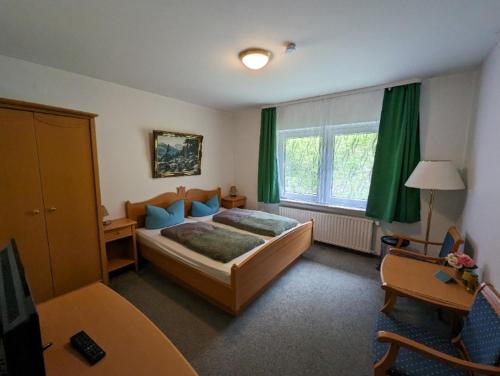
[136,212,303,284]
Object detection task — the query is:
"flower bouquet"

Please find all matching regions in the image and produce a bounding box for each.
[446,252,478,291]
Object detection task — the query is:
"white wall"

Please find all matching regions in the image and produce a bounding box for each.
[0,55,235,218]
[1,52,486,267]
[460,41,500,287]
[233,70,479,255]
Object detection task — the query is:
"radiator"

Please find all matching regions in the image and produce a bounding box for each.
[279,206,374,253]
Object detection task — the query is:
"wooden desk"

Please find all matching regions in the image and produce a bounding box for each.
[380,255,475,314]
[38,283,197,376]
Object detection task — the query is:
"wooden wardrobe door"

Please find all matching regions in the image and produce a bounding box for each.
[34,113,102,295]
[0,108,54,302]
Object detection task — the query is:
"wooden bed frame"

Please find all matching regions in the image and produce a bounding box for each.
[125,187,314,315]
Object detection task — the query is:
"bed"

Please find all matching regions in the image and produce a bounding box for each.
[125,186,314,315]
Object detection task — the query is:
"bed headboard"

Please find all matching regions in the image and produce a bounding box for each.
[125,188,184,228]
[125,186,223,226]
[183,186,222,216]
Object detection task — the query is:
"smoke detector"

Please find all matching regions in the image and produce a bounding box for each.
[285,42,296,53]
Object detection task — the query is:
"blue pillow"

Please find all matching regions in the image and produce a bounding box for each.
[145,200,184,229]
[191,195,219,217]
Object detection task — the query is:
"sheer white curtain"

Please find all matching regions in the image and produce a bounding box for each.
[276,89,384,209]
[277,89,384,130]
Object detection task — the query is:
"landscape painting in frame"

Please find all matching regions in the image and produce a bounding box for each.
[153,130,203,178]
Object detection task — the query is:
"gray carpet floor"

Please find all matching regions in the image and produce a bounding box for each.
[110,243,449,376]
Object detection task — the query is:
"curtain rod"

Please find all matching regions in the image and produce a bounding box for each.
[261,77,422,109]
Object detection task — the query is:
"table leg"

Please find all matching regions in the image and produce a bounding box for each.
[450,312,465,337]
[381,291,397,313]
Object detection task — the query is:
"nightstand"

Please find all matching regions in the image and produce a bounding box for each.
[103,218,138,275]
[221,195,246,209]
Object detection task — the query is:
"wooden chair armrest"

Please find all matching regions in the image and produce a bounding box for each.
[392,234,443,246]
[388,248,445,264]
[376,331,500,375]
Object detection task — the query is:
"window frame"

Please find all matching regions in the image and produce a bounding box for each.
[278,121,379,210]
[278,126,322,203]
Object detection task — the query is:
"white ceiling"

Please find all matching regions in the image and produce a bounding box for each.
[1,0,500,111]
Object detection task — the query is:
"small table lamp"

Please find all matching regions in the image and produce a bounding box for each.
[101,205,111,226]
[229,186,238,197]
[405,160,465,255]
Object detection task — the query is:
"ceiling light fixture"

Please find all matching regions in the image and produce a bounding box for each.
[239,48,272,70]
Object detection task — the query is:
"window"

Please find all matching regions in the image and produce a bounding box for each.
[278,121,378,210]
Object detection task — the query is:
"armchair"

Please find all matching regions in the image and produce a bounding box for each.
[389,226,463,264]
[373,283,500,375]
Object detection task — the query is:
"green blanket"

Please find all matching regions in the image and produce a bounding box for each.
[213,208,299,237]
[161,222,264,263]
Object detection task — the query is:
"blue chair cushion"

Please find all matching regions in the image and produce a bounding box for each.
[191,195,219,217]
[439,232,456,258]
[374,313,464,376]
[461,293,500,366]
[145,200,184,229]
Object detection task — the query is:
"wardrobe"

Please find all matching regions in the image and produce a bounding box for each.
[0,98,105,303]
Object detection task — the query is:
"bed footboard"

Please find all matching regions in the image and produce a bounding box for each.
[231,220,314,314]
[139,243,236,314]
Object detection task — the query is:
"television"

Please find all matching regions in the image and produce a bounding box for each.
[0,239,45,375]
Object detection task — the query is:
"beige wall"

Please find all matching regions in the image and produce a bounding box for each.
[0,54,235,218]
[380,70,478,255]
[233,109,261,209]
[460,40,500,287]
[232,70,479,255]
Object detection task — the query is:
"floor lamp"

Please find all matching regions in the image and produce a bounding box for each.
[405,160,465,255]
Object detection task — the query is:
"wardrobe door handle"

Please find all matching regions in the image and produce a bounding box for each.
[31,209,40,215]
[47,207,57,212]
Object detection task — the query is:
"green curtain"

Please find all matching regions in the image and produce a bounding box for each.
[258,107,280,203]
[365,83,421,223]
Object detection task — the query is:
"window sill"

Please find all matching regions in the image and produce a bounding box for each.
[279,199,367,218]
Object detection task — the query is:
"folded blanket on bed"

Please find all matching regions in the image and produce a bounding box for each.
[161,222,264,263]
[212,208,299,237]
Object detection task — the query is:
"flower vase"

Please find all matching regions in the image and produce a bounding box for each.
[461,269,478,292]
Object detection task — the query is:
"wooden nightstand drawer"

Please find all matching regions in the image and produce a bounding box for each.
[104,226,132,242]
[103,218,138,276]
[222,195,246,209]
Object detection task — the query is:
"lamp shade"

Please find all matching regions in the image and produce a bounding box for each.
[405,160,465,190]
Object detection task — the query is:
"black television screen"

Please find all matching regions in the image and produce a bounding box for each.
[0,239,45,375]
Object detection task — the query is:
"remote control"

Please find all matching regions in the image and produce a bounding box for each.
[70,330,106,365]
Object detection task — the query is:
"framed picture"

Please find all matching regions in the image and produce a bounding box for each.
[152,130,203,178]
